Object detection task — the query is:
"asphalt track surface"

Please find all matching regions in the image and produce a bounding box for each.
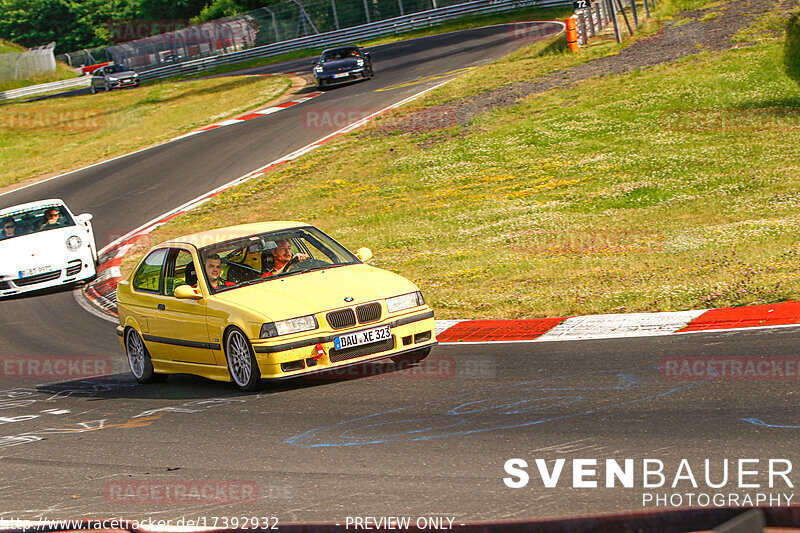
[2,24,800,526]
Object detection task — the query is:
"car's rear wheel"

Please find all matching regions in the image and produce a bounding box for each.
[125,328,166,384]
[391,346,430,366]
[225,327,260,391]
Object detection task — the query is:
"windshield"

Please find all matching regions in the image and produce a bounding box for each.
[198,226,359,293]
[106,65,129,73]
[0,204,74,241]
[320,48,359,62]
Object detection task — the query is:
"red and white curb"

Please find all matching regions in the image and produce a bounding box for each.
[171,90,323,140]
[433,302,800,343]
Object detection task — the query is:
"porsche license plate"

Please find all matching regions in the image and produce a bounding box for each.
[333,72,349,79]
[334,325,391,350]
[20,265,53,278]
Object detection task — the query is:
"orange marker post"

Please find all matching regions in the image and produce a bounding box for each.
[566,15,580,52]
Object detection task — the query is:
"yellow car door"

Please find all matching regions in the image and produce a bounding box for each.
[144,247,216,366]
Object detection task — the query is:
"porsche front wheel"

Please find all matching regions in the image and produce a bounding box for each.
[225,327,260,391]
[125,328,165,383]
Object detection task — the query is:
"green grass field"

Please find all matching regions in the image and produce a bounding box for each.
[123,0,800,319]
[0,75,290,189]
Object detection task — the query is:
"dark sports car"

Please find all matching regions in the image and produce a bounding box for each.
[312,46,374,89]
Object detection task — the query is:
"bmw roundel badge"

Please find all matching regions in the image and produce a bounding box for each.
[344,296,354,302]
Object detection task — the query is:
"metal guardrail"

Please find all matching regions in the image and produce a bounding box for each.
[0,76,89,101]
[0,0,569,100]
[137,0,571,81]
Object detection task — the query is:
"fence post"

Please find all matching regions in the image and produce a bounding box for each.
[608,0,621,42]
[643,0,650,18]
[630,0,639,26]
[398,0,405,16]
[331,0,341,29]
[363,0,372,23]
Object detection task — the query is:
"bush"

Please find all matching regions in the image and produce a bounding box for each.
[786,11,800,85]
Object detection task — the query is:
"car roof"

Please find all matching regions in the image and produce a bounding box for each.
[322,45,359,53]
[162,221,311,248]
[0,199,67,217]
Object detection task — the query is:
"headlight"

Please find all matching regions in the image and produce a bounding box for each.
[260,315,318,338]
[66,235,82,251]
[386,291,425,313]
[107,77,118,81]
[314,65,323,73]
[356,58,365,66]
[132,73,139,78]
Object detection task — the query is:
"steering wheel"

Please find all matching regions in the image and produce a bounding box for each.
[280,255,306,273]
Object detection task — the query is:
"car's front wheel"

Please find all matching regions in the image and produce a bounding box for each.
[90,83,97,94]
[104,81,111,92]
[225,327,260,391]
[390,346,430,366]
[125,328,166,384]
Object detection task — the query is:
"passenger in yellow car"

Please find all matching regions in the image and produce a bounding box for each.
[260,239,308,277]
[204,254,236,291]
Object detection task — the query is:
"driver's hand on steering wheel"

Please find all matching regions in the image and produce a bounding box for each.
[294,252,309,262]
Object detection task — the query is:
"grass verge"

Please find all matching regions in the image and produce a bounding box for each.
[0,75,291,190]
[120,0,800,320]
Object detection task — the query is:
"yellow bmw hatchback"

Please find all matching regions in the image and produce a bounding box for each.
[116,222,437,390]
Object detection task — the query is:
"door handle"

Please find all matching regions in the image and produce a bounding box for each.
[157,304,165,310]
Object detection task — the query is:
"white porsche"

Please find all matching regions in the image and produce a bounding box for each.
[0,199,97,297]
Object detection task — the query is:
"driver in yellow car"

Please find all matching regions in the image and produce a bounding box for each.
[261,239,309,277]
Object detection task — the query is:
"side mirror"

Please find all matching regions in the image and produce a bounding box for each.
[174,284,202,300]
[311,60,318,65]
[355,247,373,262]
[76,213,93,224]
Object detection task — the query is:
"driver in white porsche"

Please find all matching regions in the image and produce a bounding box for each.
[1,217,15,239]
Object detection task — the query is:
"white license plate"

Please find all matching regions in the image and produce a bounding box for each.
[333,72,350,79]
[334,325,391,350]
[20,265,53,278]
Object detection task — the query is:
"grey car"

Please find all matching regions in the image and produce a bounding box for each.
[312,46,373,89]
[89,64,140,93]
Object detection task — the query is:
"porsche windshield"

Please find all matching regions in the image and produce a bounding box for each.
[198,227,360,292]
[0,205,74,241]
[320,48,359,62]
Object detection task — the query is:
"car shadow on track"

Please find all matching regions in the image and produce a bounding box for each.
[31,358,431,400]
[1,280,90,302]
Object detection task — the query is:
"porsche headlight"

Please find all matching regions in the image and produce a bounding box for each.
[66,235,82,251]
[260,315,318,338]
[386,291,425,313]
[314,65,323,73]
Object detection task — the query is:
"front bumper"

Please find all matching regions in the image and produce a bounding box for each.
[251,309,436,380]
[315,68,368,87]
[109,79,139,88]
[0,254,97,297]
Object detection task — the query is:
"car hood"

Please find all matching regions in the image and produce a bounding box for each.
[320,58,360,72]
[0,227,77,275]
[214,263,419,322]
[108,70,136,78]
